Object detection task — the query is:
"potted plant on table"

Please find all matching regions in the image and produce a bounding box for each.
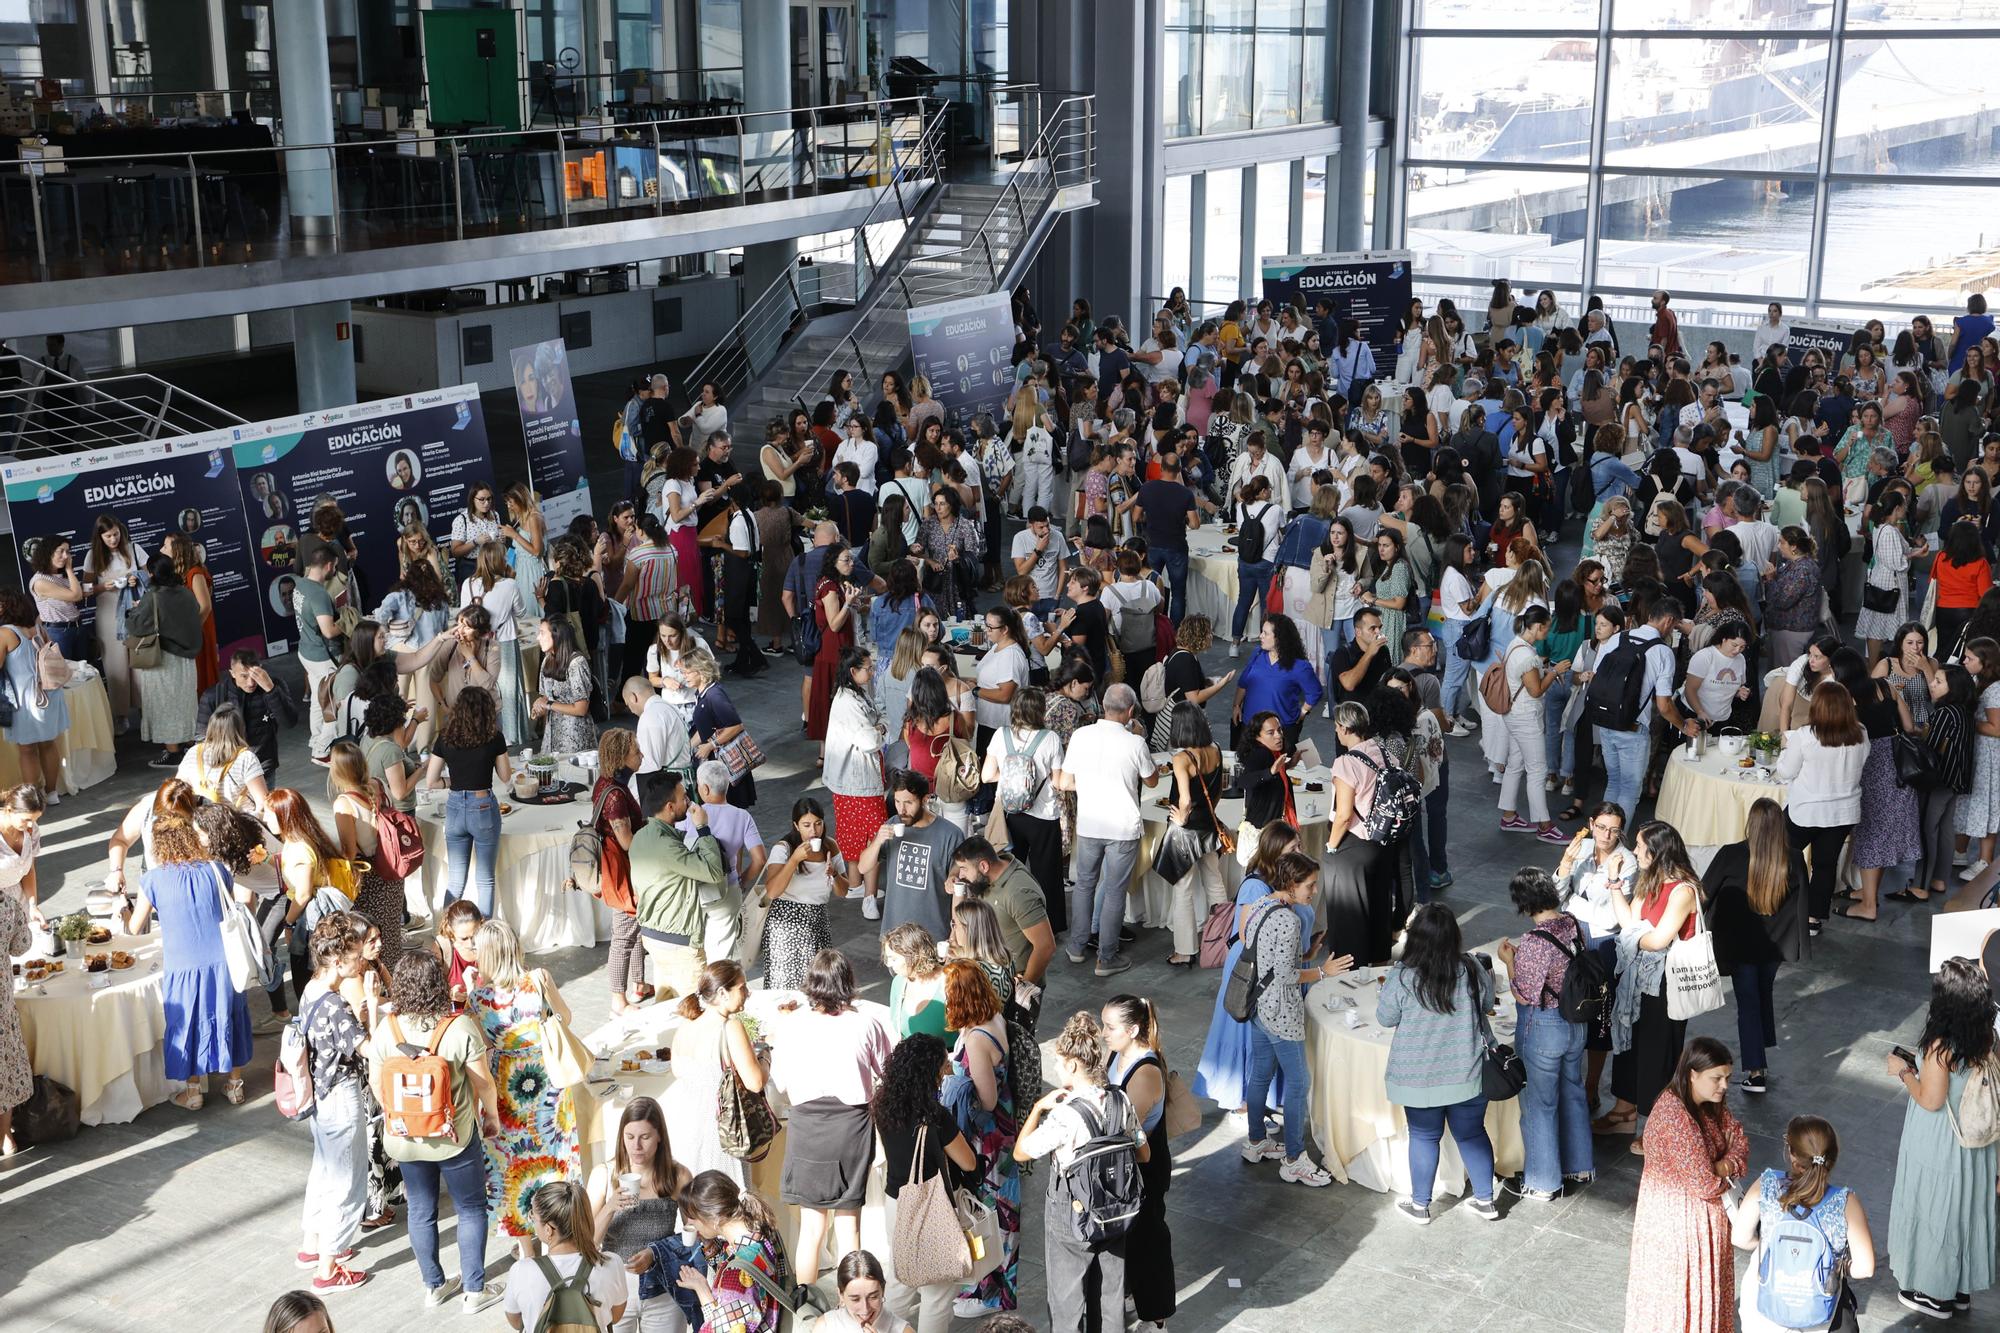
[1749,731,1782,768]
[527,752,558,792]
[54,910,93,959]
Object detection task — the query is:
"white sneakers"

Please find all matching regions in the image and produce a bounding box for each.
[1228,640,1239,659]
[1961,859,1990,882]
[1239,1137,1284,1163]
[861,896,881,920]
[1278,1156,1332,1187]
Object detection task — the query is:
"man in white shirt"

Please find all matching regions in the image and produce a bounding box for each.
[1681,378,1724,430]
[622,676,692,779]
[676,760,765,964]
[831,415,880,495]
[1010,507,1067,613]
[1054,684,1158,976]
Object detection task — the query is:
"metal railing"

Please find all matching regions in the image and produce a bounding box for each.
[681,102,954,409]
[4,93,931,283]
[785,95,1096,412]
[512,65,747,123]
[0,355,245,457]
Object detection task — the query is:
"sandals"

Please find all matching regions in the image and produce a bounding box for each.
[1591,1109,1637,1135]
[1557,802,1585,822]
[1884,888,1930,905]
[1833,904,1879,923]
[170,1086,205,1111]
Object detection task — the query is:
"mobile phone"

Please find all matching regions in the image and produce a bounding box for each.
[1891,1044,1917,1070]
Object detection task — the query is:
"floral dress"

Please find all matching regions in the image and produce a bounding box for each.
[1623,1092,1748,1333]
[470,977,579,1237]
[1373,561,1412,663]
[538,651,598,754]
[0,892,30,1112]
[953,1026,1019,1312]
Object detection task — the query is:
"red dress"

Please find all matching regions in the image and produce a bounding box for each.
[1624,1092,1749,1333]
[190,564,219,694]
[806,577,853,741]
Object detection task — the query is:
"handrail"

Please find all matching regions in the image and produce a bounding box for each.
[784,95,1096,413]
[682,101,954,408]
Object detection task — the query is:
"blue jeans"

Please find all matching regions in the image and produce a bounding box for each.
[1232,559,1274,641]
[1598,726,1652,825]
[1246,1023,1311,1160]
[1070,836,1139,963]
[1542,674,1576,780]
[1147,546,1189,623]
[1732,960,1781,1071]
[1516,1005,1593,1194]
[1438,619,1473,719]
[444,789,501,917]
[1404,1097,1496,1207]
[402,1134,490,1294]
[1324,615,1354,663]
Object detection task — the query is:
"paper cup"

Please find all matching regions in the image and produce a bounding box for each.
[618,1172,641,1201]
[809,837,823,853]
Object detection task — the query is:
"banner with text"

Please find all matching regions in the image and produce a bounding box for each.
[1783,321,1853,368]
[509,338,593,534]
[907,292,1016,426]
[3,438,267,663]
[1260,249,1413,371]
[226,386,493,653]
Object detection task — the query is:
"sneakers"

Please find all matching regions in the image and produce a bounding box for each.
[1563,1172,1595,1189]
[147,750,181,769]
[1738,1071,1769,1095]
[1448,717,1478,737]
[1228,639,1239,659]
[1960,859,1990,882]
[424,1279,462,1309]
[1898,1290,1954,1320]
[1066,950,1087,965]
[1322,702,1333,719]
[845,886,865,900]
[953,1298,992,1320]
[1535,825,1569,845]
[1395,1199,1432,1226]
[1278,1156,1332,1187]
[461,1287,503,1316]
[296,1248,356,1269]
[1095,955,1132,977]
[1499,815,1535,833]
[1500,1175,1560,1203]
[1465,1197,1501,1222]
[1240,1137,1284,1163]
[254,1011,289,1036]
[311,1262,369,1293]
[1429,871,1454,891]
[860,896,881,921]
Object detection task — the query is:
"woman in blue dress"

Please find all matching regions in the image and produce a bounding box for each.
[124,810,253,1109]
[0,591,69,803]
[1193,822,1313,1111]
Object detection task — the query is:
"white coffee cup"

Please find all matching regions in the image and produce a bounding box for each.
[617,1171,641,1202]
[809,836,823,853]
[890,823,906,838]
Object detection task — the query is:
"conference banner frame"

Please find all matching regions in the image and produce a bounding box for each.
[1260,249,1414,371]
[510,338,594,536]
[907,291,1017,427]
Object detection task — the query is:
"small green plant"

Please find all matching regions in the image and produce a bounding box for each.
[56,911,94,943]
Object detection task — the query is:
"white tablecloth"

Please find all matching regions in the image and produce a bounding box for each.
[1654,746,1789,848]
[416,788,614,955]
[16,932,170,1125]
[0,673,116,793]
[1129,762,1335,928]
[1303,953,1525,1195]
[1184,526,1240,629]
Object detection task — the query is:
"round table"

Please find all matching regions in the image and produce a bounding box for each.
[15,931,169,1125]
[1130,762,1334,929]
[0,673,115,793]
[1183,526,1240,630]
[1303,956,1525,1195]
[1653,746,1789,848]
[416,788,613,956]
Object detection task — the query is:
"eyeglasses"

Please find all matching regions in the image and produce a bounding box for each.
[1590,822,1624,836]
[1585,575,1605,586]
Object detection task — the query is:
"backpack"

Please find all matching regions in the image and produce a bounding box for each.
[1480,649,1522,716]
[725,1242,828,1333]
[1752,1190,1846,1330]
[1049,1088,1144,1247]
[792,606,821,666]
[530,1256,604,1333]
[1348,747,1422,846]
[378,1013,463,1143]
[1223,898,1286,1021]
[996,728,1050,816]
[1946,1055,2000,1150]
[32,628,70,696]
[568,781,636,913]
[1237,501,1273,563]
[1527,918,1613,1031]
[612,410,636,463]
[1569,448,1596,513]
[1139,648,1185,717]
[191,744,246,804]
[1583,634,1655,733]
[369,785,427,882]
[1111,584,1158,655]
[931,732,981,804]
[274,1010,315,1121]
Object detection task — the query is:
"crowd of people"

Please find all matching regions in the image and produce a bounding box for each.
[10,283,2000,1333]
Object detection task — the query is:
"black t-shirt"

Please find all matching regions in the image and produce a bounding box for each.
[880,1102,979,1197]
[1068,598,1111,674]
[1135,479,1196,552]
[1162,649,1208,703]
[544,576,606,654]
[829,488,877,549]
[638,398,677,448]
[432,736,507,790]
[695,456,745,528]
[1330,641,1389,703]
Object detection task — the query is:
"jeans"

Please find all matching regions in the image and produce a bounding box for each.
[1043,1178,1125,1333]
[1070,835,1139,963]
[1426,754,1451,875]
[1542,675,1576,779]
[444,789,501,917]
[1232,559,1274,641]
[1408,799,1432,902]
[1598,726,1652,825]
[1516,1005,1593,1194]
[1919,784,1959,890]
[402,1133,490,1294]
[1146,545,1189,623]
[1438,619,1474,719]
[1403,1097,1496,1207]
[1246,1023,1311,1160]
[1732,961,1781,1071]
[301,1076,371,1260]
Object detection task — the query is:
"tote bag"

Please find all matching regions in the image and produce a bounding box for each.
[211,864,270,994]
[890,1124,975,1287]
[537,977,595,1089]
[1665,888,1727,1021]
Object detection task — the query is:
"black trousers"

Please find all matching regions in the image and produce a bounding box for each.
[1005,810,1066,935]
[1787,816,1854,922]
[1610,987,1685,1116]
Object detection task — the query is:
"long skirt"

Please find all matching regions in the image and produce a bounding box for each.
[1324,834,1395,965]
[1123,1121,1176,1323]
[136,653,199,745]
[496,637,533,748]
[669,527,706,618]
[1851,735,1922,870]
[761,899,830,992]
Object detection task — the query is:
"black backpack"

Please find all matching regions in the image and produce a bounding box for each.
[1050,1088,1143,1247]
[1569,448,1596,514]
[1583,634,1653,733]
[1067,426,1094,473]
[1528,918,1613,1032]
[1237,501,1273,564]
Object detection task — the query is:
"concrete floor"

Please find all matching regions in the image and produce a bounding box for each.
[0,570,1969,1333]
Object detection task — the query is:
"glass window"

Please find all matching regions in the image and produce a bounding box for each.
[1414,0,1596,29]
[1301,156,1329,254]
[1362,148,1378,249]
[1164,175,1194,304]
[1301,1,1329,124]
[1202,1,1255,135]
[1609,0,1828,33]
[1256,162,1293,268]
[1834,39,2000,172]
[1205,168,1246,303]
[1404,165,1588,285]
[1164,0,1204,139]
[699,0,744,102]
[1821,179,2000,306]
[1848,1,2000,25]
[1407,37,1599,165]
[1603,38,1829,167]
[1254,30,1300,129]
[1594,174,1816,301]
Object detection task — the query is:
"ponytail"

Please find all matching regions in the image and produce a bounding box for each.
[1104,993,1162,1053]
[677,960,746,1021]
[682,1169,782,1242]
[531,1181,604,1267]
[1778,1115,1839,1213]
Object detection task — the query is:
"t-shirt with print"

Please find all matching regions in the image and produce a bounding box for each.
[880,816,964,939]
[1062,719,1157,841]
[1011,529,1064,599]
[502,1251,628,1332]
[369,1011,484,1163]
[299,977,368,1092]
[294,577,336,662]
[1686,645,1748,721]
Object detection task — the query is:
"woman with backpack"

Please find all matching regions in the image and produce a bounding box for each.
[1014,1012,1151,1333]
[326,741,409,978]
[1494,868,1595,1204]
[1228,476,1283,653]
[1492,605,1572,847]
[1324,702,1404,966]
[1378,903,1503,1224]
[1883,956,1999,1319]
[1098,996,1176,1330]
[1729,1115,1876,1332]
[980,689,1064,924]
[501,1181,627,1331]
[1703,798,1808,1097]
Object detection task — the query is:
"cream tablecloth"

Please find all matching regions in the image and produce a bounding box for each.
[1653,746,1788,848]
[416,788,614,956]
[1304,956,1524,1195]
[16,932,170,1125]
[0,674,115,793]
[1129,762,1334,928]
[1184,526,1240,629]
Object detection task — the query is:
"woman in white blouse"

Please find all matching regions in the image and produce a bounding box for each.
[761,798,847,992]
[690,380,729,441]
[822,648,888,911]
[1774,679,1869,935]
[458,540,533,746]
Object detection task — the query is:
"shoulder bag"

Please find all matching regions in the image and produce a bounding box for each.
[212,863,273,993]
[1464,958,1525,1102]
[535,972,594,1089]
[889,1122,975,1287]
[715,1023,779,1161]
[1663,884,1726,1020]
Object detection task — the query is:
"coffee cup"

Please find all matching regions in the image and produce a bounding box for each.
[809,836,823,853]
[617,1171,641,1202]
[890,822,907,838]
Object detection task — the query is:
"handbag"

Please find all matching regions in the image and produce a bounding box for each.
[717,730,767,780]
[1893,731,1939,790]
[1664,887,1727,1021]
[1198,899,1236,967]
[1161,1067,1203,1138]
[1152,823,1197,885]
[1264,568,1284,617]
[537,977,594,1089]
[1454,610,1493,662]
[889,1124,974,1287]
[1465,959,1526,1102]
[715,1032,779,1161]
[1861,581,1899,614]
[957,1186,1005,1286]
[212,863,271,994]
[127,631,162,670]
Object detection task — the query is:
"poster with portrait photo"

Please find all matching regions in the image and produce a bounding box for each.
[509,339,594,534]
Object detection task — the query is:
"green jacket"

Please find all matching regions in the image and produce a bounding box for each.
[630,816,724,941]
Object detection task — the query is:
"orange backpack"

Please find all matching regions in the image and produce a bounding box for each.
[379,1013,463,1143]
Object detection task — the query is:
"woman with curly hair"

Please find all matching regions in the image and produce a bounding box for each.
[872,1032,980,1333]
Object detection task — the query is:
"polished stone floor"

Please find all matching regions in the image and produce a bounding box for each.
[0,612,1968,1333]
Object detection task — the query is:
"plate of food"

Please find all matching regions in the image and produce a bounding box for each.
[87,925,113,945]
[1220,545,1236,554]
[85,953,110,973]
[110,950,137,971]
[499,803,515,815]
